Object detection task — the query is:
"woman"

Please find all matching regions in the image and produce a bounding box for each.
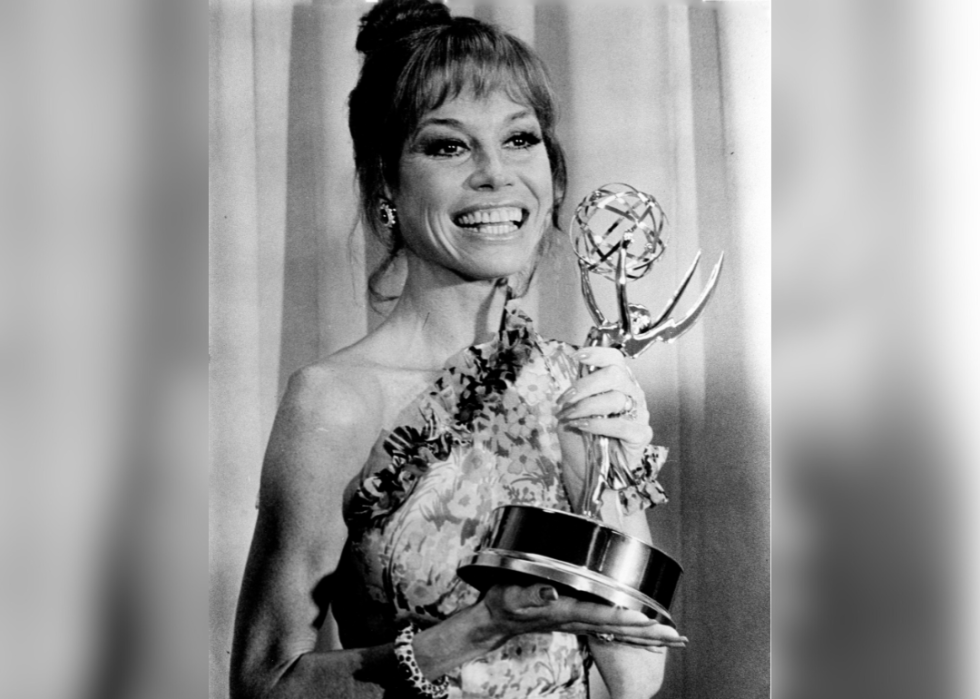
[231,2,686,697]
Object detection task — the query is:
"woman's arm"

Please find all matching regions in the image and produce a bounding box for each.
[587,505,671,699]
[555,346,686,698]
[230,364,386,698]
[590,642,667,699]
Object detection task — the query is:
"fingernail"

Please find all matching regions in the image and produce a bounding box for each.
[576,351,591,362]
[539,586,558,603]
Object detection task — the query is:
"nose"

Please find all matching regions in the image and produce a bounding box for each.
[468,146,513,190]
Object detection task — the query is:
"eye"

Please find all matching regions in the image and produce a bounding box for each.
[506,131,543,149]
[423,138,468,158]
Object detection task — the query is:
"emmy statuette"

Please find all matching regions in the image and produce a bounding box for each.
[458,184,724,625]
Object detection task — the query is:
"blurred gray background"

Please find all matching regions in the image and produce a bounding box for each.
[7,0,980,697]
[210,1,770,697]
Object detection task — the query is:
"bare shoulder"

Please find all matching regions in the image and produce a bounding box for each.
[259,329,441,526]
[277,358,383,436]
[258,358,384,522]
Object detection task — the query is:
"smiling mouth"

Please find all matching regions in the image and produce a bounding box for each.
[453,207,528,236]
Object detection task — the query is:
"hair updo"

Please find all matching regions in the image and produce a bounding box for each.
[349,0,568,302]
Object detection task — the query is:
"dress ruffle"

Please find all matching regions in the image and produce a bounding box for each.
[346,303,541,527]
[613,442,669,514]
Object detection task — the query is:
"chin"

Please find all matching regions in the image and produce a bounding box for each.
[459,253,535,283]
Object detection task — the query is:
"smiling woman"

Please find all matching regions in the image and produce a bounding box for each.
[347,0,567,304]
[228,2,685,699]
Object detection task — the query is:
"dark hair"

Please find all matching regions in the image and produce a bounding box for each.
[349,0,568,303]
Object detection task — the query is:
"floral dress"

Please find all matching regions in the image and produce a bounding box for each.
[337,302,667,698]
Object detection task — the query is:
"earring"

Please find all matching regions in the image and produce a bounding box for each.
[379,200,397,230]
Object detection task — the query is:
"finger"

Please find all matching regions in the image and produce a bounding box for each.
[594,621,683,638]
[525,598,657,627]
[606,643,671,654]
[579,623,687,643]
[558,391,634,422]
[563,416,653,443]
[560,627,688,648]
[574,347,629,369]
[589,635,687,650]
[500,583,560,611]
[587,631,688,646]
[558,367,640,410]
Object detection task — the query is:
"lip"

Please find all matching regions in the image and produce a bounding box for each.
[451,202,531,229]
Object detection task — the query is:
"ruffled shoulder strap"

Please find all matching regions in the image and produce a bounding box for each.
[344,302,540,527]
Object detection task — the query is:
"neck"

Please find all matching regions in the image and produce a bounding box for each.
[379,254,512,370]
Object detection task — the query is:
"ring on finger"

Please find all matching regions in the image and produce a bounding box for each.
[622,393,639,421]
[594,632,616,643]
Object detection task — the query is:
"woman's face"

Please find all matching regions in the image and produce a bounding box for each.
[391,90,554,282]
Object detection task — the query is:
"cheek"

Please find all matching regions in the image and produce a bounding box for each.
[529,155,555,204]
[402,169,458,217]
[534,179,555,221]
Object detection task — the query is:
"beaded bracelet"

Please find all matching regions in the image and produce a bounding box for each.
[393,622,450,699]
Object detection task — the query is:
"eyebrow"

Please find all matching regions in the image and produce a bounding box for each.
[415,109,535,131]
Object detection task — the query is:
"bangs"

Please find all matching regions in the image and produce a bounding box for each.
[411,53,540,120]
[392,24,554,143]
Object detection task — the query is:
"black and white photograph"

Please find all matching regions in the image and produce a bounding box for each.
[210,1,770,697]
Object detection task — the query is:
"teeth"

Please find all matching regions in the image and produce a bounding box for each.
[456,207,524,227]
[468,223,518,235]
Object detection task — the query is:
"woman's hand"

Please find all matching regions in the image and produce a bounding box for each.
[479,582,686,651]
[555,347,653,497]
[409,581,685,681]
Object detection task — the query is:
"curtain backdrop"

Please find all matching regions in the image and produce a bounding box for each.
[210,1,770,697]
